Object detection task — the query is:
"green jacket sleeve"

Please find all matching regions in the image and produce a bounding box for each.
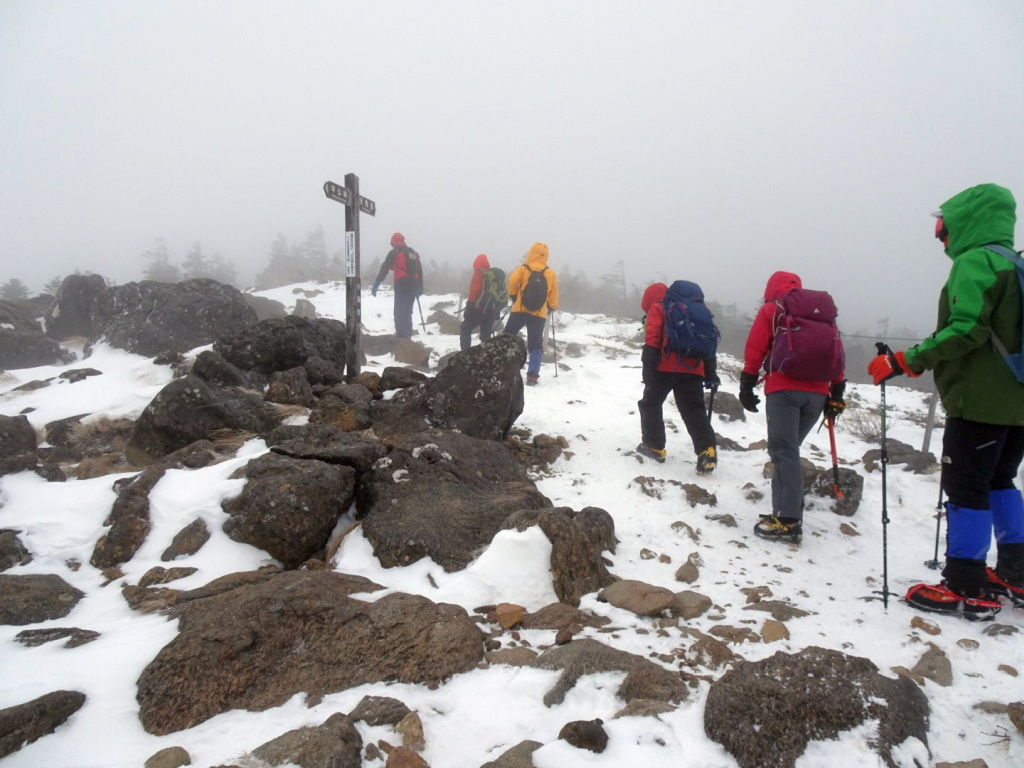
[906,250,999,371]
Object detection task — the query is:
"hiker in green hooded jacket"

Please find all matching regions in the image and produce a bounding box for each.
[869,183,1024,620]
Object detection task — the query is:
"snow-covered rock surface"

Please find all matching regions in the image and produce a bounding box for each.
[1,281,1021,767]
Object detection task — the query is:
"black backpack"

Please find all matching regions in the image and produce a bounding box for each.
[521,267,548,312]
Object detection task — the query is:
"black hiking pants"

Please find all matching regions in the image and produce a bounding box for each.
[460,306,496,351]
[638,371,715,455]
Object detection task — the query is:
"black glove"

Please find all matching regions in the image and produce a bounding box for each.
[830,380,846,401]
[703,356,720,390]
[824,381,847,421]
[641,345,660,384]
[704,374,721,390]
[739,370,761,413]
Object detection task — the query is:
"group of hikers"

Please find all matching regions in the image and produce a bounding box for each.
[369,183,1023,622]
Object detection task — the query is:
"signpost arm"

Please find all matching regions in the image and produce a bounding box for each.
[344,173,361,379]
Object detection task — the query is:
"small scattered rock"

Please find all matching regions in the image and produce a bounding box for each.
[349,696,413,727]
[911,643,953,687]
[144,745,192,768]
[494,603,525,629]
[839,523,860,536]
[385,746,430,767]
[674,552,701,584]
[911,616,941,636]
[15,627,100,649]
[673,590,712,620]
[761,619,789,643]
[479,739,542,768]
[709,625,761,645]
[983,623,1019,637]
[395,712,425,751]
[598,580,676,617]
[613,699,677,719]
[0,690,86,759]
[957,638,980,650]
[1009,702,1024,734]
[558,718,608,753]
[998,664,1018,677]
[138,567,197,588]
[486,647,538,666]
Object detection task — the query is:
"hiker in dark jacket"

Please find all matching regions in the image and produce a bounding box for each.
[372,232,423,339]
[461,253,497,351]
[869,183,1024,620]
[637,282,718,474]
[740,271,847,543]
[504,242,558,385]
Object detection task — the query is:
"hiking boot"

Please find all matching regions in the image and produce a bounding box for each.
[753,516,802,542]
[905,582,1001,621]
[636,443,667,463]
[987,567,1024,607]
[526,372,539,386]
[696,447,717,475]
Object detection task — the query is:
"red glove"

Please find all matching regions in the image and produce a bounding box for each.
[868,350,922,385]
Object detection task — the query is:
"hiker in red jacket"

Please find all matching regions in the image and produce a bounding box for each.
[740,271,847,542]
[371,232,423,339]
[637,282,718,474]
[461,254,497,351]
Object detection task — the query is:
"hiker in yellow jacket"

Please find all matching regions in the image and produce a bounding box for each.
[503,242,559,385]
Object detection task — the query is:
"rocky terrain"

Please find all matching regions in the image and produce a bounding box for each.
[0,277,1021,768]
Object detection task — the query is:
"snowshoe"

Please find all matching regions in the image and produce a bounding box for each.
[696,447,717,475]
[986,567,1024,607]
[635,442,667,464]
[753,516,802,542]
[905,582,1001,621]
[526,372,539,386]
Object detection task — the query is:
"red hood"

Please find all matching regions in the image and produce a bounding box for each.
[764,271,802,301]
[390,232,406,248]
[473,253,490,270]
[641,283,668,313]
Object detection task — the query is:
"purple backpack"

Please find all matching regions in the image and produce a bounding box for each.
[765,289,845,381]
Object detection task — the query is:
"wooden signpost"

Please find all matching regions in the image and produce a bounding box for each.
[323,175,375,377]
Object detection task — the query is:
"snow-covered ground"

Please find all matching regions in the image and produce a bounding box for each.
[1,281,1022,767]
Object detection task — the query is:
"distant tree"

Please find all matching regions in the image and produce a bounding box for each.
[180,241,210,280]
[303,226,329,282]
[44,275,64,296]
[207,252,238,286]
[599,260,627,299]
[255,234,308,289]
[142,238,180,283]
[0,278,30,301]
[328,253,345,282]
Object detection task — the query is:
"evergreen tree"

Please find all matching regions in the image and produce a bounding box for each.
[208,252,238,286]
[255,233,307,289]
[328,253,345,281]
[0,278,30,301]
[142,238,181,283]
[180,241,210,280]
[44,275,64,296]
[303,225,329,282]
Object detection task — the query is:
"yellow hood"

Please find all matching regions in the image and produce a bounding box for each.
[525,242,549,270]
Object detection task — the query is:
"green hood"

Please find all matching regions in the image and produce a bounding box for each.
[939,183,1016,258]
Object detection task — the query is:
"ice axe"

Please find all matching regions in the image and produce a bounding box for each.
[827,415,844,500]
[706,385,718,421]
[416,296,426,332]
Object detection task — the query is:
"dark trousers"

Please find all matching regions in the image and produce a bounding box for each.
[460,306,496,351]
[638,371,715,455]
[503,312,546,374]
[394,284,416,339]
[940,417,1024,592]
[765,390,826,521]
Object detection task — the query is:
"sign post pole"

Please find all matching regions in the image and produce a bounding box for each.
[323,176,375,380]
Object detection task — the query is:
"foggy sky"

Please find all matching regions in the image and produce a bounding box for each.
[2,0,1023,335]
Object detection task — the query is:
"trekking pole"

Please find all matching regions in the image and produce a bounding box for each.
[875,342,895,609]
[707,385,718,421]
[416,297,426,332]
[925,486,944,570]
[827,415,844,500]
[551,311,559,378]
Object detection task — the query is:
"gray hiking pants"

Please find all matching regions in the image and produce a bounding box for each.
[766,390,827,521]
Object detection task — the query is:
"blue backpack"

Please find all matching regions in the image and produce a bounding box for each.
[982,244,1024,383]
[662,280,720,358]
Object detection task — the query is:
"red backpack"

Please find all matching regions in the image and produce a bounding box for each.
[765,289,845,381]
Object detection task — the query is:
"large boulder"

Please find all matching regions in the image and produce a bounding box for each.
[125,375,279,466]
[0,530,32,572]
[501,507,616,606]
[0,690,86,760]
[135,571,484,735]
[90,465,167,570]
[372,334,527,442]
[355,429,550,571]
[0,415,36,458]
[190,349,252,389]
[268,424,387,472]
[214,316,347,375]
[704,646,929,768]
[89,279,258,357]
[530,638,691,708]
[44,274,107,340]
[0,301,74,369]
[243,293,288,320]
[0,574,84,626]
[250,713,362,768]
[222,453,356,568]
